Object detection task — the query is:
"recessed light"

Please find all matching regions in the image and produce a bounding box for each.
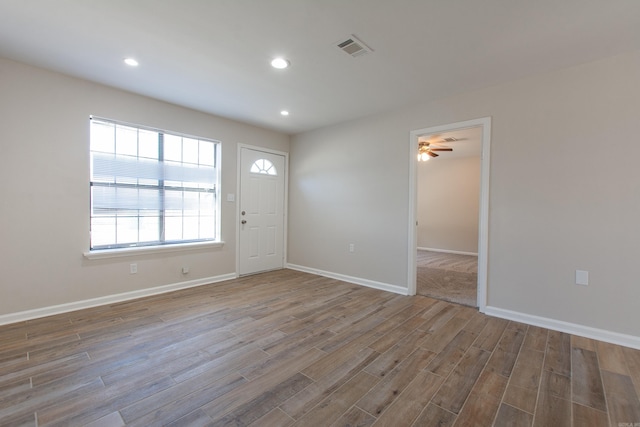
[124,58,139,67]
[280,110,289,116]
[271,57,290,69]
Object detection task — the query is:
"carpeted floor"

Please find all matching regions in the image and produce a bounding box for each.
[416,250,478,307]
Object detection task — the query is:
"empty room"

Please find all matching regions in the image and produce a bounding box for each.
[1,1,640,426]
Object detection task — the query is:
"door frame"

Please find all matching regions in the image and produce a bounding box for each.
[236,144,289,276]
[407,117,491,312]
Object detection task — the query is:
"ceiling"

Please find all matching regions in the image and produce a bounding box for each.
[1,1,639,135]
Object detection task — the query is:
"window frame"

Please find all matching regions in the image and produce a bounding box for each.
[86,116,222,256]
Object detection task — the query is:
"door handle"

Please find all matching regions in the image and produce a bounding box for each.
[241,220,247,225]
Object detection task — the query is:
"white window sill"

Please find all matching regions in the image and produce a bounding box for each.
[83,241,224,260]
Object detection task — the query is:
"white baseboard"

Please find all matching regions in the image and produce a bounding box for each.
[286,264,409,296]
[0,273,237,327]
[418,247,478,256]
[484,306,640,350]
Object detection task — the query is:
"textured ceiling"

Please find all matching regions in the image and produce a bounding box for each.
[1,0,639,134]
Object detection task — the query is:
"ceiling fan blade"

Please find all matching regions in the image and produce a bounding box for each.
[430,148,453,152]
[427,151,439,157]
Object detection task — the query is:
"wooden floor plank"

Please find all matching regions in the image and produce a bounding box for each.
[210,372,313,427]
[485,328,526,378]
[493,403,533,427]
[431,346,491,414]
[248,408,295,427]
[1,376,105,426]
[411,403,456,427]
[279,346,379,420]
[596,340,630,375]
[540,369,571,400]
[40,375,176,426]
[421,314,470,354]
[601,370,640,427]
[571,335,598,351]
[356,348,434,417]
[0,269,635,426]
[532,393,571,427]
[572,403,609,427]
[201,347,325,419]
[472,317,508,352]
[164,409,213,427]
[120,373,246,425]
[571,347,607,412]
[330,406,376,427]
[508,347,545,391]
[291,371,378,427]
[84,411,126,427]
[502,384,538,415]
[426,330,477,378]
[495,346,544,414]
[364,329,429,378]
[623,346,640,397]
[522,326,548,353]
[370,371,444,427]
[418,304,460,334]
[452,364,508,426]
[453,392,502,426]
[368,314,427,354]
[544,330,571,377]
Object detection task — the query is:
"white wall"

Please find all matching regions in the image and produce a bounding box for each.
[417,156,480,253]
[0,57,289,317]
[289,49,640,338]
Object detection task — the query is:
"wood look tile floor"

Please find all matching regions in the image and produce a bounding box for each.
[1,269,639,426]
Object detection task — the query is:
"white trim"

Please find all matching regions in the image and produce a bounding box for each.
[0,273,237,327]
[408,117,491,312]
[84,240,224,260]
[286,264,409,296]
[418,247,478,256]
[236,144,289,276]
[485,306,640,350]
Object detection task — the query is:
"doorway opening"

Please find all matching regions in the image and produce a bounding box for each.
[408,118,491,312]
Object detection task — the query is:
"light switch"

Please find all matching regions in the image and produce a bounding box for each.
[226,193,235,202]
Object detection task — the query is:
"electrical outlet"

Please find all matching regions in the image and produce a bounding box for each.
[182,266,190,274]
[130,263,137,274]
[349,243,355,253]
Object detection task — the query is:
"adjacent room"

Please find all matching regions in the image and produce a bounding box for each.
[1,1,640,426]
[416,127,482,307]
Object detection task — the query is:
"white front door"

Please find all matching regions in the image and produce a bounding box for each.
[239,147,286,275]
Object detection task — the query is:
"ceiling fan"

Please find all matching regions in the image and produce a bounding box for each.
[417,138,454,161]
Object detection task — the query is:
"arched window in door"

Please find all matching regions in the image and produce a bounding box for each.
[250,159,277,175]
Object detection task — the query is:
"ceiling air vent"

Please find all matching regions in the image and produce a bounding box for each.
[336,35,373,58]
[443,137,458,142]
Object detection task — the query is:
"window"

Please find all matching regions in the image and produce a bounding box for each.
[89,117,220,250]
[250,159,277,175]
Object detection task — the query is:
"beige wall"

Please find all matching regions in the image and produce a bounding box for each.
[289,49,640,337]
[417,157,480,253]
[0,57,289,317]
[3,48,640,340]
